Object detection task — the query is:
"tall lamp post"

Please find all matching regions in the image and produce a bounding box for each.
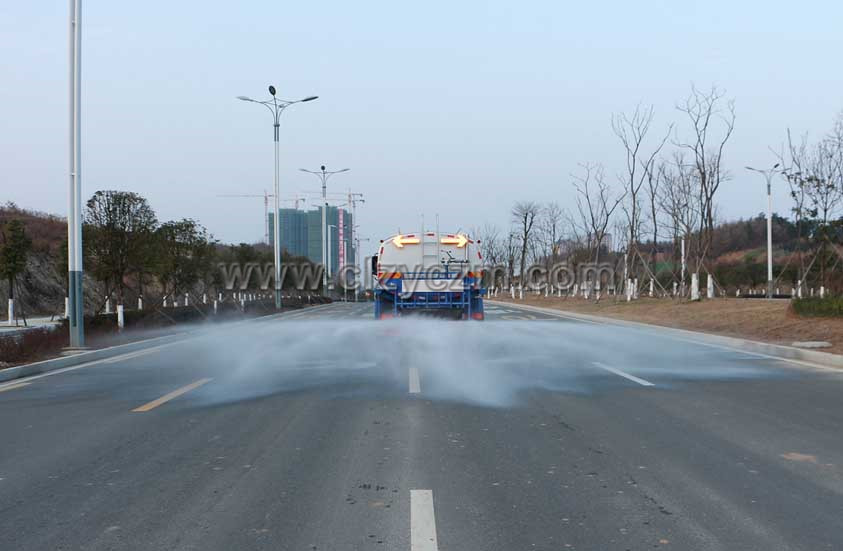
[746,163,781,299]
[299,166,350,296]
[237,87,317,309]
[67,0,84,347]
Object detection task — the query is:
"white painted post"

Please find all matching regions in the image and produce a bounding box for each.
[633,278,639,299]
[797,281,802,299]
[625,279,632,302]
[776,287,780,296]
[213,300,218,314]
[820,286,825,298]
[519,286,524,300]
[65,297,70,318]
[706,274,714,299]
[649,279,654,298]
[672,281,677,296]
[184,293,189,306]
[105,297,111,314]
[218,292,222,302]
[510,285,515,299]
[240,298,245,310]
[117,304,124,330]
[138,296,143,310]
[691,273,700,300]
[203,293,207,304]
[736,288,740,297]
[7,298,14,326]
[572,283,579,297]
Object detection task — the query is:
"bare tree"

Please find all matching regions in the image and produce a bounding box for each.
[675,84,735,276]
[512,202,540,286]
[612,105,672,277]
[658,152,700,289]
[775,129,811,286]
[539,202,563,268]
[571,163,625,289]
[643,158,665,279]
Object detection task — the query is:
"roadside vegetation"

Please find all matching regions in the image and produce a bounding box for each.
[0,196,321,323]
[475,85,843,301]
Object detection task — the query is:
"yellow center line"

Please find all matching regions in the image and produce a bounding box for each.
[0,382,30,393]
[131,378,212,412]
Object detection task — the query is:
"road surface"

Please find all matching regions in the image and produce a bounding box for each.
[1,301,841,550]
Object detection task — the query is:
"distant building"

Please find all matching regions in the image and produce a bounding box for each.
[268,207,355,272]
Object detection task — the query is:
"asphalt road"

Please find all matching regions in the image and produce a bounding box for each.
[1,301,842,550]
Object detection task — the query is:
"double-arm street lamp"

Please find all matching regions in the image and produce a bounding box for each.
[745,163,781,299]
[299,166,350,295]
[237,87,318,309]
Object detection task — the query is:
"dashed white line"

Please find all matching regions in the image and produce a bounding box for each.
[410,489,439,551]
[592,362,654,387]
[408,367,421,394]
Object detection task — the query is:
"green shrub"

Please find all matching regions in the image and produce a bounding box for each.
[791,297,843,317]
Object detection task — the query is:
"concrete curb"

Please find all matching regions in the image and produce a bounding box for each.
[0,302,337,384]
[489,300,843,370]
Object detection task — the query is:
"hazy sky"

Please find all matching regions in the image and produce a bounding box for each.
[3,1,842,259]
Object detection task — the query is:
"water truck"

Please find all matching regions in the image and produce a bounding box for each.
[371,231,485,320]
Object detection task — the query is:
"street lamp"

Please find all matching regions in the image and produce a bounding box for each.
[67,0,84,347]
[237,87,318,309]
[745,163,781,299]
[299,166,350,296]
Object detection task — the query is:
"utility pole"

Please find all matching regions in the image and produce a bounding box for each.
[746,164,781,299]
[299,166,350,296]
[237,87,318,309]
[67,0,84,348]
[347,190,365,293]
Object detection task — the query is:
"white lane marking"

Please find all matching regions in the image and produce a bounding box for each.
[103,345,165,363]
[408,367,421,394]
[410,489,439,551]
[592,362,654,387]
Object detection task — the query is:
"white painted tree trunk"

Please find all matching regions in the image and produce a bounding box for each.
[65,297,70,318]
[203,293,207,304]
[7,298,14,326]
[213,300,218,314]
[706,274,714,299]
[138,297,143,310]
[105,298,111,314]
[117,304,124,330]
[649,280,654,298]
[691,273,700,300]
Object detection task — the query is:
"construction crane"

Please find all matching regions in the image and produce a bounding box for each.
[217,191,306,244]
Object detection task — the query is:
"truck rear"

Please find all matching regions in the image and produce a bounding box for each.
[372,232,485,320]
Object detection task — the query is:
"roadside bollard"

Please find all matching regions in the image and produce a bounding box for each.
[117,304,124,330]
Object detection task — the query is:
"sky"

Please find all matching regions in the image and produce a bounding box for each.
[2,1,842,261]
